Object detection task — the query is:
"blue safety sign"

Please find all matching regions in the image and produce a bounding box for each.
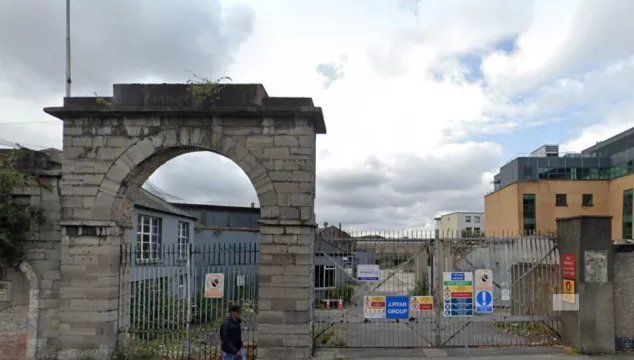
[475,290,493,313]
[385,296,409,319]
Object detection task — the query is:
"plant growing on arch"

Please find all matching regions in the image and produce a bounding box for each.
[0,150,45,272]
[185,71,232,102]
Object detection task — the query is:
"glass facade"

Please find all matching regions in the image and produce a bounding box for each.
[624,189,633,240]
[523,194,536,235]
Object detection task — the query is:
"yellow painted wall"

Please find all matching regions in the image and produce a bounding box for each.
[517,180,610,234]
[484,184,520,235]
[486,175,634,240]
[609,173,634,240]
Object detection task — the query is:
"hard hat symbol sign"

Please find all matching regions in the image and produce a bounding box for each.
[480,273,489,283]
[204,273,224,298]
[207,276,221,288]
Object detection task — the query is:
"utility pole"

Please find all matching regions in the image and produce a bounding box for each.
[65,0,71,97]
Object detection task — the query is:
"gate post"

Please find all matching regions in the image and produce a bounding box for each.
[556,216,615,354]
[433,237,445,346]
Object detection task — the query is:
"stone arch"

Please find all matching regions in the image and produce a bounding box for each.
[45,83,326,360]
[0,262,39,360]
[93,126,276,227]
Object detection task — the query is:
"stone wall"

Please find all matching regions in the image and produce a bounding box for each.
[614,244,634,350]
[41,83,325,359]
[0,169,62,359]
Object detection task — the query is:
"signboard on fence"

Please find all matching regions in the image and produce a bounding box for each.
[357,264,380,282]
[561,253,576,279]
[475,269,493,314]
[410,296,433,312]
[363,295,386,318]
[204,273,224,298]
[236,275,245,287]
[443,272,474,317]
[386,296,410,319]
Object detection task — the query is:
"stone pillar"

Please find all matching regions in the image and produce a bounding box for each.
[556,216,615,354]
[257,224,315,359]
[57,221,121,360]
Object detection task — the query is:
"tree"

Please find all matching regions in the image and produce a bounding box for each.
[0,150,45,270]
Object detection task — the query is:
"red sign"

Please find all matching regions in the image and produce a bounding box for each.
[451,292,473,298]
[561,253,576,279]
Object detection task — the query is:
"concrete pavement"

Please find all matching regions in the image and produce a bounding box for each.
[314,347,634,359]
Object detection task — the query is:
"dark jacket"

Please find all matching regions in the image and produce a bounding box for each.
[220,315,243,354]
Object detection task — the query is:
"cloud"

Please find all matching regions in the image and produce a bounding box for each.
[316,55,347,88]
[0,0,255,148]
[562,102,634,153]
[146,152,258,207]
[3,0,634,232]
[315,142,500,229]
[398,0,422,19]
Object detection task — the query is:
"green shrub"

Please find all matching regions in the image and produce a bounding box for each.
[411,275,430,296]
[331,284,354,304]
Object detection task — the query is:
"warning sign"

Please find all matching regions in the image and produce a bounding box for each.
[562,279,575,304]
[443,272,474,317]
[475,269,493,314]
[561,253,576,279]
[204,273,224,298]
[363,296,386,319]
[410,296,433,312]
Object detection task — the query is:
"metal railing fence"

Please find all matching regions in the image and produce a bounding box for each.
[313,231,561,348]
[118,243,259,359]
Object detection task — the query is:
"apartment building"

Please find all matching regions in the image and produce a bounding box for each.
[485,127,634,240]
[435,211,485,237]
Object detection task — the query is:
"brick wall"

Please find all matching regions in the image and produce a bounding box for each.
[0,333,27,360]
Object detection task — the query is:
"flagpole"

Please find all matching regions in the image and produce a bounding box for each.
[65,0,71,97]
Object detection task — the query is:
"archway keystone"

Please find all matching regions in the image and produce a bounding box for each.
[45,83,325,359]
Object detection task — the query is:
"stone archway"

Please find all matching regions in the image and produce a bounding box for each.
[0,262,39,360]
[45,84,325,360]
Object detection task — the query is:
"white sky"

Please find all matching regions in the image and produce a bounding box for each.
[1,0,633,229]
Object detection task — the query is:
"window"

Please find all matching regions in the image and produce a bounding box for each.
[462,227,473,238]
[474,216,481,224]
[473,227,481,236]
[465,216,471,223]
[136,215,162,261]
[624,189,633,240]
[178,275,186,298]
[177,221,190,260]
[555,194,567,207]
[582,194,594,207]
[314,265,336,288]
[523,194,536,235]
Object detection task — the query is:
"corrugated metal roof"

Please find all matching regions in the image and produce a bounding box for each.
[134,188,197,220]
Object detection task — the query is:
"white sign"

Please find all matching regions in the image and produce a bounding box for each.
[475,269,493,313]
[443,272,474,317]
[236,275,245,287]
[204,273,224,298]
[357,264,380,282]
[501,288,511,301]
[363,295,386,318]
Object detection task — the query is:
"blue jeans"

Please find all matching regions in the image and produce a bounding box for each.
[222,348,246,360]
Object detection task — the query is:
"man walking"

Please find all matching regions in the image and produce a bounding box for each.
[220,304,246,360]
